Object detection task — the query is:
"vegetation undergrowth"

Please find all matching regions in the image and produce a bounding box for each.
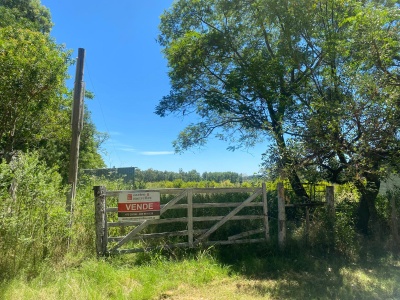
[0,250,231,300]
[1,152,399,299]
[1,245,399,300]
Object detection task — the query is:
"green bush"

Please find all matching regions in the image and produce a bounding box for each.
[0,152,68,280]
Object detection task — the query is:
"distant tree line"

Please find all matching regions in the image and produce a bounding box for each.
[134,168,250,183]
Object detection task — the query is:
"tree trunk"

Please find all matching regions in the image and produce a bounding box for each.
[274,149,309,201]
[274,125,309,201]
[287,167,309,201]
[355,175,380,235]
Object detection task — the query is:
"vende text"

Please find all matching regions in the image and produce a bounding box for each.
[118,202,160,212]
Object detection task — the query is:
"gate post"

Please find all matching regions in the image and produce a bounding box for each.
[389,192,400,252]
[262,182,270,242]
[277,182,286,249]
[325,186,335,250]
[94,186,108,256]
[187,189,194,248]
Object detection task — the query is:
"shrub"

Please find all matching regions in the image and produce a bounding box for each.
[0,152,68,280]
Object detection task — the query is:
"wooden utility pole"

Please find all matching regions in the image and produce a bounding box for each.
[67,48,86,212]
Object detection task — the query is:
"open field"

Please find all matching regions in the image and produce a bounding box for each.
[1,247,399,300]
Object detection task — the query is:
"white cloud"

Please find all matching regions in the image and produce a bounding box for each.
[109,131,123,136]
[140,151,174,156]
[119,147,136,153]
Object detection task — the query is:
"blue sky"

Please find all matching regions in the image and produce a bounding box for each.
[41,0,269,175]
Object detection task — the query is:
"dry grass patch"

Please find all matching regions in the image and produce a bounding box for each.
[156,278,278,300]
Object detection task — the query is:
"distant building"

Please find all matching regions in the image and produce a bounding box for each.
[379,175,400,195]
[82,167,136,185]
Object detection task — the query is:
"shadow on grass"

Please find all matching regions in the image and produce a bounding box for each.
[212,243,400,300]
[1,241,398,300]
[110,239,400,300]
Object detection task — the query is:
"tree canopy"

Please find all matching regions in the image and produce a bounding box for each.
[0,0,52,33]
[0,27,69,158]
[0,0,105,180]
[157,0,400,234]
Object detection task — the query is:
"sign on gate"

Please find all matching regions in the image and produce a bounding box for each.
[118,191,160,221]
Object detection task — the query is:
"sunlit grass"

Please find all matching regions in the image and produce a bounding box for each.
[0,253,231,300]
[1,251,399,300]
[339,264,400,299]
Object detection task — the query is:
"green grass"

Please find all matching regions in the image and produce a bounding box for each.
[0,252,231,300]
[1,248,399,300]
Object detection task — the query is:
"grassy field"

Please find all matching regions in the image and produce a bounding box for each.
[1,246,399,300]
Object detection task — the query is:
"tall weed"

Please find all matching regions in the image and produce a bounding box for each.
[0,152,68,280]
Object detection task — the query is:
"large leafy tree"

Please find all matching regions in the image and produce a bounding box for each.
[157,0,320,200]
[157,0,400,234]
[288,1,400,234]
[0,0,52,33]
[0,27,69,162]
[0,0,105,180]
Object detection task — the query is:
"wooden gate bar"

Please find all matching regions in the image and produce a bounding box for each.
[108,229,209,242]
[110,219,152,252]
[106,188,185,197]
[179,202,263,208]
[228,228,265,240]
[115,238,268,254]
[160,190,187,214]
[194,189,262,245]
[108,215,264,228]
[203,238,266,246]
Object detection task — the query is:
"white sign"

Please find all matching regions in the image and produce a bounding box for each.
[118,191,160,221]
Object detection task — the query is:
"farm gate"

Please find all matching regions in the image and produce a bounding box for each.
[94,184,270,256]
[276,183,335,248]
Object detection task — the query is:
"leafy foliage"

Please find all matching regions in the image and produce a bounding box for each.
[0,0,52,33]
[0,0,106,277]
[281,0,400,233]
[0,0,105,179]
[157,0,400,234]
[0,152,68,280]
[0,26,70,161]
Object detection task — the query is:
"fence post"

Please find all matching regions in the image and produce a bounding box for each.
[187,189,194,248]
[262,182,270,242]
[94,186,107,256]
[305,206,310,245]
[277,182,286,249]
[325,186,335,250]
[389,192,399,253]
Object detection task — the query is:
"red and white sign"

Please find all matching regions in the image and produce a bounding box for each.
[118,191,160,221]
